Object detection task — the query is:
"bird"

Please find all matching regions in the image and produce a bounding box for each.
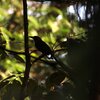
[29,36,53,56]
[29,36,72,76]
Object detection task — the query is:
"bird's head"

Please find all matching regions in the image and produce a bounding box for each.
[29,36,42,42]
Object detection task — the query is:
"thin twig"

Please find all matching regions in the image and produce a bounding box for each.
[31,54,45,64]
[31,55,57,65]
[0,46,25,54]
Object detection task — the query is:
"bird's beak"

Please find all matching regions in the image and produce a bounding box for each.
[29,36,33,38]
[29,36,34,41]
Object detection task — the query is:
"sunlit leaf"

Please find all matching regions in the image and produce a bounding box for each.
[48,20,59,32]
[28,16,39,29]
[48,7,63,16]
[0,27,12,49]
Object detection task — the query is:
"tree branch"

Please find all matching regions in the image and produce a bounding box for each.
[0,46,25,55]
[20,0,31,99]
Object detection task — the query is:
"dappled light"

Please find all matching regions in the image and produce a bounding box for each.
[0,0,100,100]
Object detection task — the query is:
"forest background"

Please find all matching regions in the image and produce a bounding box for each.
[0,0,100,100]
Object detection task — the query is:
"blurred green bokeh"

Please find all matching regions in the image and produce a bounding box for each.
[0,0,85,79]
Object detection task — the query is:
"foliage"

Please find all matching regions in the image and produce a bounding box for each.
[0,0,88,100]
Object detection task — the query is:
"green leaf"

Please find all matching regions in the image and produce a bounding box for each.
[28,16,39,29]
[0,81,9,90]
[12,53,25,63]
[0,50,8,60]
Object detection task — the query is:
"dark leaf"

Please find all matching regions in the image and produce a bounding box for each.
[27,78,38,95]
[0,50,8,60]
[45,91,66,100]
[46,70,66,90]
[0,79,21,100]
[29,84,46,100]
[12,53,25,63]
[0,81,9,90]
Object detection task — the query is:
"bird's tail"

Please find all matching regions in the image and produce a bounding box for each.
[52,54,73,78]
